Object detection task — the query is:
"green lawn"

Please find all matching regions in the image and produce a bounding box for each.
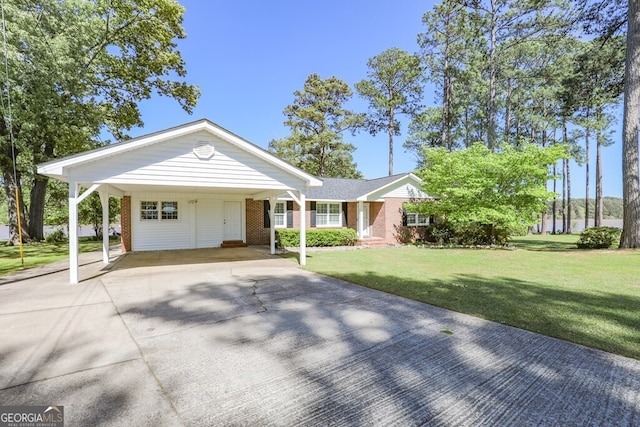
[0,237,118,277]
[294,234,640,360]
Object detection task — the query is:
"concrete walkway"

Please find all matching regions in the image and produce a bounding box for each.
[0,247,639,426]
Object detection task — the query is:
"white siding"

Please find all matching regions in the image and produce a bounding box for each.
[132,192,246,251]
[69,131,305,190]
[378,182,427,199]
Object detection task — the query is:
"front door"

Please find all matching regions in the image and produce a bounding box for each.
[363,203,370,237]
[224,201,242,241]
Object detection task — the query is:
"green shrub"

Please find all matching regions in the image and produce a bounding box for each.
[421,221,510,246]
[577,227,621,249]
[45,228,67,243]
[276,228,357,247]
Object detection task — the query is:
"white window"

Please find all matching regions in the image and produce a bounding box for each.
[140,201,158,220]
[406,212,433,226]
[317,202,341,227]
[140,201,178,221]
[274,202,286,228]
[161,201,179,220]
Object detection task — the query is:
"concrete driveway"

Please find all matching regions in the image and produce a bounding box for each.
[1,247,639,426]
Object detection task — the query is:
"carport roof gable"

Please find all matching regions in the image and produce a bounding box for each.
[37,119,322,187]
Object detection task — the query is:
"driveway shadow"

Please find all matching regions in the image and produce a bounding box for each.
[101,264,640,426]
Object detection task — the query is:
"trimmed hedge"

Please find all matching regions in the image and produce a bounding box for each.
[577,226,621,249]
[276,228,358,247]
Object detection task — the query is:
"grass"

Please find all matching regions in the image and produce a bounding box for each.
[291,234,640,360]
[0,237,118,277]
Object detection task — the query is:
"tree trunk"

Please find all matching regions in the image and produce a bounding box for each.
[585,120,590,231]
[504,80,511,145]
[29,176,49,241]
[562,120,568,234]
[388,113,394,176]
[442,38,450,150]
[562,158,567,234]
[621,0,640,248]
[2,168,31,245]
[552,162,557,234]
[595,110,603,227]
[487,2,498,150]
[566,157,572,234]
[485,0,499,150]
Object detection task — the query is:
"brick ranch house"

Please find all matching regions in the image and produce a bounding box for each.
[37,119,431,284]
[246,173,432,247]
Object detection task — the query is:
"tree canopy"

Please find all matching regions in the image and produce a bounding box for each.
[414,142,567,241]
[268,74,364,178]
[1,0,200,244]
[355,48,424,176]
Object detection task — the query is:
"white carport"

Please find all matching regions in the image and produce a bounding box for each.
[37,119,322,284]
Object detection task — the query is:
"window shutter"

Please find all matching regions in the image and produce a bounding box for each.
[342,202,348,227]
[263,200,270,228]
[310,201,316,228]
[402,208,408,227]
[286,201,293,229]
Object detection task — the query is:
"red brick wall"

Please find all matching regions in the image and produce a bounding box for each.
[245,199,270,244]
[121,196,132,252]
[384,198,409,243]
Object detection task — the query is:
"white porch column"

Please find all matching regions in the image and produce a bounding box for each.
[69,181,79,284]
[269,196,276,255]
[299,192,306,265]
[99,187,110,265]
[357,200,364,239]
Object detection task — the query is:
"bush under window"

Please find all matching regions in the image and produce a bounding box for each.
[276,229,357,247]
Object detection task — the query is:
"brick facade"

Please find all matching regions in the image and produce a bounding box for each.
[121,195,132,252]
[245,199,271,245]
[244,198,414,245]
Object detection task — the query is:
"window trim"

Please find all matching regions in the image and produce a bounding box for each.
[140,200,179,222]
[405,212,429,226]
[315,202,342,227]
[274,201,286,228]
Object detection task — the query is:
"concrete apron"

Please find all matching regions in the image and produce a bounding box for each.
[0,246,639,426]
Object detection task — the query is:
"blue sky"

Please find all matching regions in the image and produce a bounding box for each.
[132,0,624,198]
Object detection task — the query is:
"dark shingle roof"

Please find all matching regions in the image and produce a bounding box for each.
[302,173,415,200]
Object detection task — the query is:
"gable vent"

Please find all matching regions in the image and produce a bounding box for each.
[193,140,215,160]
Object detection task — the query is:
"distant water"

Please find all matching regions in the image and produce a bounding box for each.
[537,218,623,234]
[0,225,120,240]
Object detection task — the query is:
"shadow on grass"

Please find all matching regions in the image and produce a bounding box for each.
[509,236,579,251]
[332,270,640,360]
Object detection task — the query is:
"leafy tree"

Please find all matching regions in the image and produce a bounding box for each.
[413,142,566,243]
[355,48,423,176]
[0,0,199,244]
[269,74,364,178]
[417,0,484,151]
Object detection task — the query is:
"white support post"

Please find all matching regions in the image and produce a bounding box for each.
[269,196,276,255]
[100,187,110,265]
[299,192,306,265]
[357,200,364,240]
[69,182,79,284]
